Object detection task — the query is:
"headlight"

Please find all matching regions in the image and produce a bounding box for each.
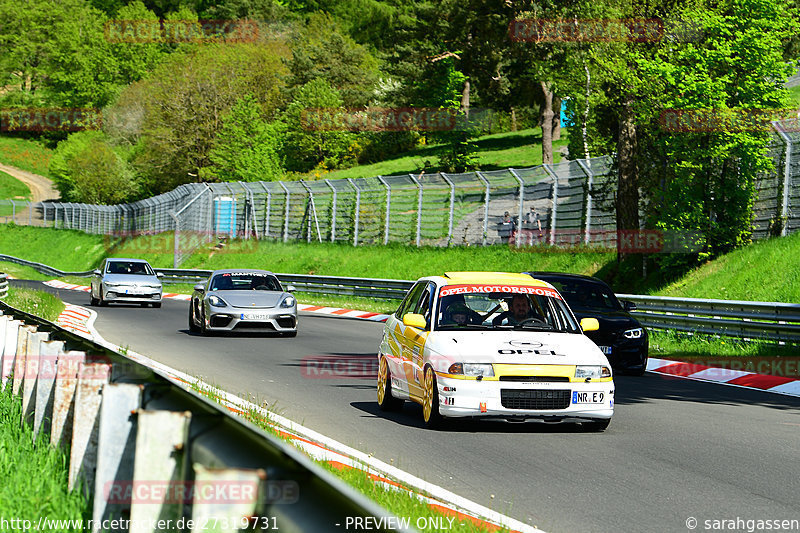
[623,327,644,339]
[280,295,296,308]
[448,363,494,377]
[575,365,612,379]
[208,295,228,307]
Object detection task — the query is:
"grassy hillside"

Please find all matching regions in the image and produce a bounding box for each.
[311,127,569,181]
[0,137,54,177]
[0,171,31,200]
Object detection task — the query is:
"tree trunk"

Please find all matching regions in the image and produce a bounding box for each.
[617,96,640,235]
[540,81,554,165]
[461,80,470,118]
[552,95,561,141]
[511,107,517,132]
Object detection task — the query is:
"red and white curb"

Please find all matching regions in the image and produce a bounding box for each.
[43,280,388,319]
[56,304,93,336]
[44,280,191,301]
[647,357,800,397]
[55,304,541,533]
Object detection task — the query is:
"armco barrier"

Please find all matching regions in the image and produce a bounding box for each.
[0,273,7,298]
[0,300,411,532]
[3,253,800,342]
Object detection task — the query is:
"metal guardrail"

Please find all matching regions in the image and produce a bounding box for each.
[0,300,408,532]
[0,273,7,298]
[3,253,800,342]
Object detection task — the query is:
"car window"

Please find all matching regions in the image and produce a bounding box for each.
[412,283,434,329]
[106,261,154,275]
[545,279,621,311]
[210,273,281,291]
[395,282,425,319]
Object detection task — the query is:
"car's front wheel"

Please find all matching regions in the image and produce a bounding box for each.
[189,303,200,333]
[90,288,99,307]
[377,356,403,411]
[422,366,443,429]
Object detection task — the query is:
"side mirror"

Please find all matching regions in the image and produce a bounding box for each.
[286,284,296,293]
[580,317,599,332]
[156,272,164,278]
[403,313,427,329]
[622,300,637,312]
[93,269,101,276]
[193,283,205,292]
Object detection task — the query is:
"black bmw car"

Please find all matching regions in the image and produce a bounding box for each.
[524,272,648,375]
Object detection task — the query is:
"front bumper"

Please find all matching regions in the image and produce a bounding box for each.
[205,305,298,333]
[103,286,162,303]
[435,374,614,421]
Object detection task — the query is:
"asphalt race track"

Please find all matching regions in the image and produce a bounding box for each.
[15,280,800,532]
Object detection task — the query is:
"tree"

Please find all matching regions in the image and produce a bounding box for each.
[282,79,357,172]
[208,95,285,182]
[50,131,138,204]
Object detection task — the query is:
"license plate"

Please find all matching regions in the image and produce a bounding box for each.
[125,288,143,294]
[599,345,612,355]
[240,313,270,321]
[572,391,605,404]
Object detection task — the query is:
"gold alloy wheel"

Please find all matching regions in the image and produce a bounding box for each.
[423,368,434,422]
[377,357,389,404]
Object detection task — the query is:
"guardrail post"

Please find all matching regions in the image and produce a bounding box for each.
[1,319,22,387]
[347,179,361,246]
[409,174,423,246]
[440,173,456,246]
[576,159,594,244]
[51,351,86,448]
[378,176,391,245]
[260,182,271,237]
[13,325,36,396]
[509,169,525,248]
[92,383,143,531]
[542,164,559,245]
[33,340,65,439]
[475,172,491,246]
[772,121,793,236]
[277,181,290,243]
[129,410,192,530]
[21,330,50,426]
[190,465,266,531]
[69,361,111,496]
[325,179,337,242]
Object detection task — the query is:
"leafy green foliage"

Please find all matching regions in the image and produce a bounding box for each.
[282,79,358,172]
[207,95,285,181]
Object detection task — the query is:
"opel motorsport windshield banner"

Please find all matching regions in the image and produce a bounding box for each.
[439,284,561,299]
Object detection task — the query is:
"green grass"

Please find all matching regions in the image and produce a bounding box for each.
[0,170,31,200]
[654,231,800,303]
[787,85,800,107]
[649,330,800,358]
[307,127,569,181]
[0,136,54,177]
[0,225,107,271]
[4,287,66,322]
[0,386,88,530]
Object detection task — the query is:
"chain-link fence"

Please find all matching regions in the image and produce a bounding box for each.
[3,122,800,266]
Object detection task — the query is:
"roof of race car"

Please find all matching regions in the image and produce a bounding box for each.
[209,268,276,275]
[440,271,552,287]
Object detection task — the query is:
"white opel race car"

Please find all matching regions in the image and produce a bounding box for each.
[377,272,614,430]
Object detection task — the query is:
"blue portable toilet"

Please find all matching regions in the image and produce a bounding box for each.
[214,196,237,237]
[560,98,573,127]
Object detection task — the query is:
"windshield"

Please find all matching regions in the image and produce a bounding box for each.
[543,279,622,311]
[435,284,580,333]
[210,273,282,291]
[106,261,154,276]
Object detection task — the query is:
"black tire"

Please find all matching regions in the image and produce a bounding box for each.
[90,290,99,307]
[189,303,200,333]
[581,418,611,432]
[99,290,108,307]
[377,356,403,412]
[422,366,443,429]
[199,304,208,336]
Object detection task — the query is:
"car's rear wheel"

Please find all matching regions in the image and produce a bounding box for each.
[189,303,200,333]
[581,418,611,432]
[377,356,403,411]
[422,366,443,429]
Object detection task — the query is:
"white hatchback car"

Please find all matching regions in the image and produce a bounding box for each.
[377,272,614,430]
